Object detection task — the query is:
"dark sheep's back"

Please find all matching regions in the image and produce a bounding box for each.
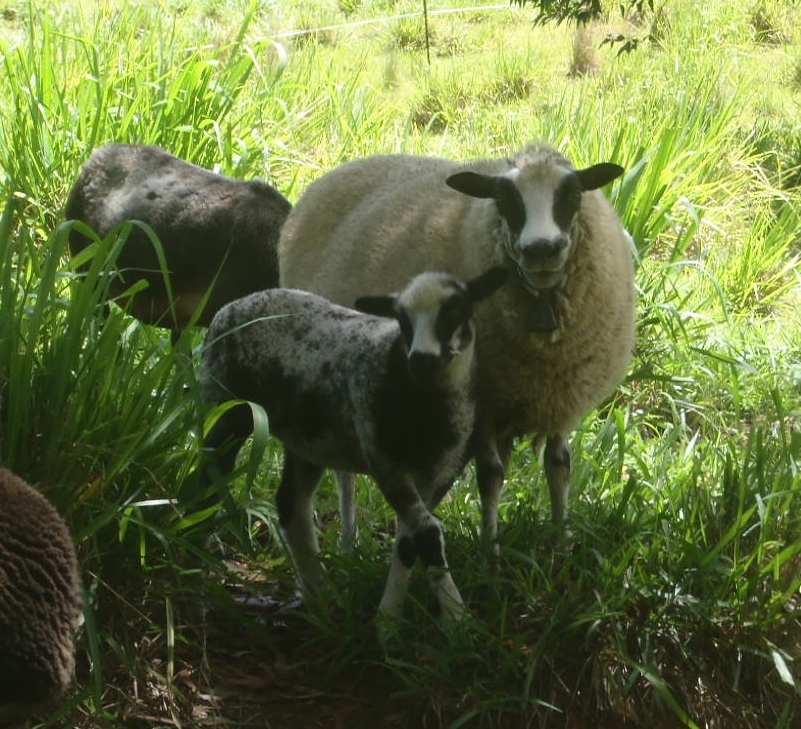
[65,143,291,329]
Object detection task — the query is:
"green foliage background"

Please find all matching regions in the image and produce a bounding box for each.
[1,0,800,726]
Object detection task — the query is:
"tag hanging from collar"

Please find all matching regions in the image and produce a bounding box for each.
[526,289,559,332]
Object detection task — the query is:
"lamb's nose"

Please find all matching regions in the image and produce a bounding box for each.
[408,352,440,383]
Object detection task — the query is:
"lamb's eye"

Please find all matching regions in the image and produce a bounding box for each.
[437,298,468,339]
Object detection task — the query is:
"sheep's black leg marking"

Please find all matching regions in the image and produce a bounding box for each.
[394,518,447,572]
[476,438,504,550]
[414,522,446,570]
[376,476,466,623]
[397,533,417,570]
[277,451,326,602]
[544,432,571,526]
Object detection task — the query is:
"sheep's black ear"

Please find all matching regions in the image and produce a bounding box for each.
[466,267,509,302]
[445,171,497,199]
[354,294,398,318]
[575,163,624,191]
[448,173,525,233]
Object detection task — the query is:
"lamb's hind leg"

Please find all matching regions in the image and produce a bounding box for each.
[276,451,325,604]
[187,402,253,510]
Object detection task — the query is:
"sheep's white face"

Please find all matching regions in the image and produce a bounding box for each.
[354,269,507,385]
[446,157,623,292]
[501,164,582,289]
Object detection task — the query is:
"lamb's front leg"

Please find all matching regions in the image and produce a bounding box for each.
[377,519,415,621]
[378,484,466,626]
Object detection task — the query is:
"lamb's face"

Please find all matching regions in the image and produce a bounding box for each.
[446,159,623,292]
[395,273,475,383]
[355,268,508,385]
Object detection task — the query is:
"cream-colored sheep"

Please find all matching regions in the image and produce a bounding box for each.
[279,143,636,547]
[0,468,81,727]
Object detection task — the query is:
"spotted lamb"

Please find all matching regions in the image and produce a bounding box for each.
[198,268,507,623]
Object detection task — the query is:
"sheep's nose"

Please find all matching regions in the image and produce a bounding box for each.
[408,351,440,383]
[520,235,568,269]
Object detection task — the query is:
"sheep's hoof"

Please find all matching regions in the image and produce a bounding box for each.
[374,607,406,646]
[551,521,575,553]
[437,602,469,630]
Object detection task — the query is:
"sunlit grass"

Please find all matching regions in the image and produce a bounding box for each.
[0,0,800,727]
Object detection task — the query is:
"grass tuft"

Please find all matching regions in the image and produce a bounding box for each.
[570,22,601,77]
[1,0,801,726]
[749,0,791,45]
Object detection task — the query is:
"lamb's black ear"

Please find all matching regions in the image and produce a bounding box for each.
[354,294,398,318]
[445,171,497,199]
[575,163,624,191]
[466,267,509,303]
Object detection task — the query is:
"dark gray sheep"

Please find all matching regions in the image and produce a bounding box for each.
[65,143,291,336]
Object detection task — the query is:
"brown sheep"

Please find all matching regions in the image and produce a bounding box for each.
[0,468,81,727]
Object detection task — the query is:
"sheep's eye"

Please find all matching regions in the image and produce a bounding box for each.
[553,175,583,231]
[495,179,525,235]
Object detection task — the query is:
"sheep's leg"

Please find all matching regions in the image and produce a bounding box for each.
[379,484,465,625]
[378,518,414,621]
[336,470,356,552]
[277,451,325,603]
[544,432,571,528]
[186,402,253,509]
[201,403,254,479]
[475,437,503,550]
[475,431,513,553]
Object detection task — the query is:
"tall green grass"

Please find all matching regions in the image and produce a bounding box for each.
[1,0,800,726]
